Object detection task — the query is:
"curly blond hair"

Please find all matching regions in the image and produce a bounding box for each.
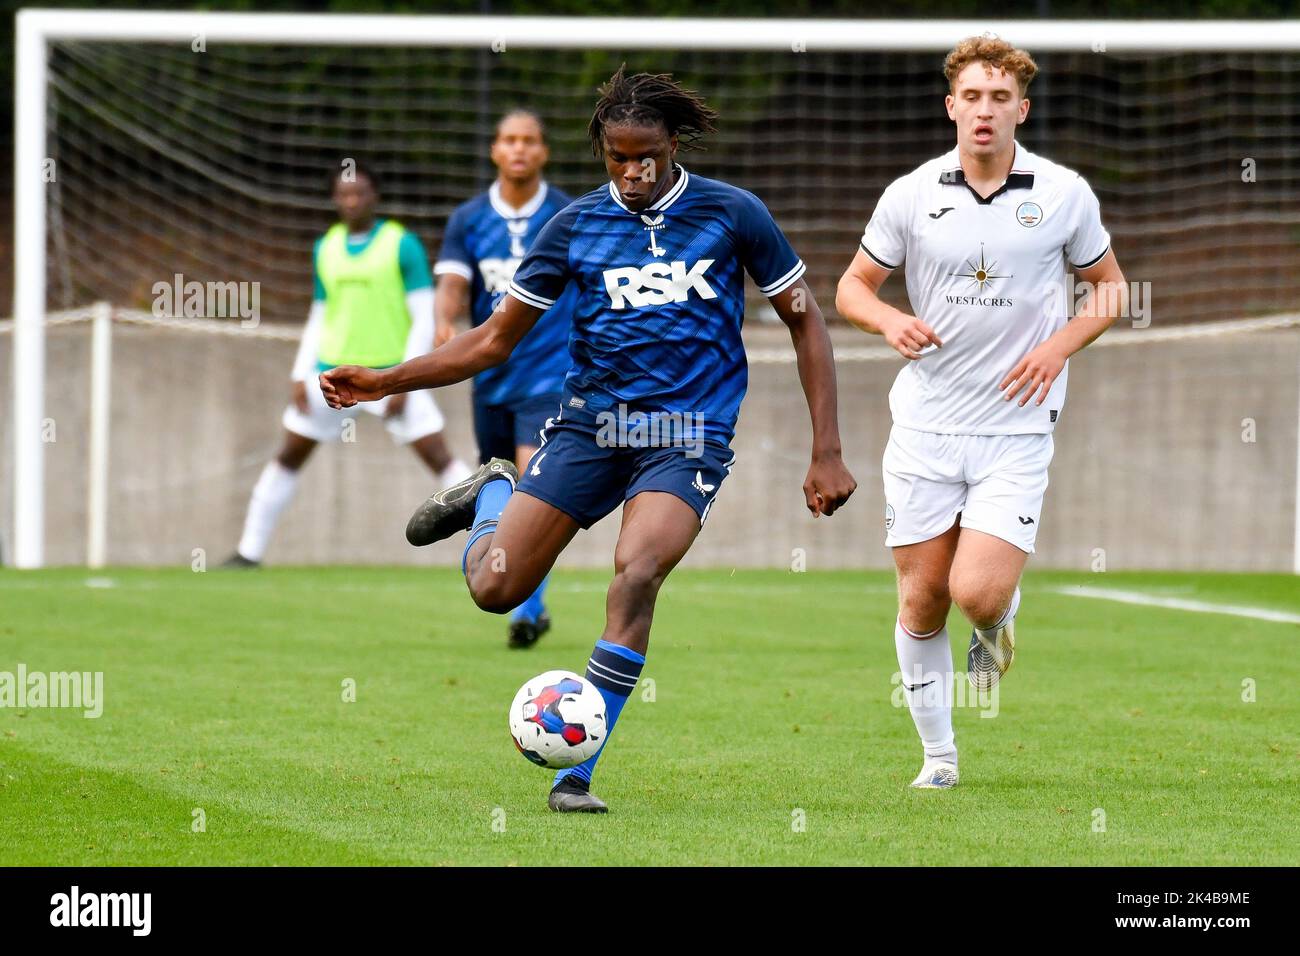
[944,36,1038,98]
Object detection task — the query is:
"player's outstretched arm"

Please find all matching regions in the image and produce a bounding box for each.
[1000,249,1128,407]
[770,278,857,517]
[319,294,543,409]
[836,250,942,360]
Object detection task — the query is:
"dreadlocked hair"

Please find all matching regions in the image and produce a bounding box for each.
[588,66,719,157]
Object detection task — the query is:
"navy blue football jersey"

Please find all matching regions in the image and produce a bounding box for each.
[507,166,805,445]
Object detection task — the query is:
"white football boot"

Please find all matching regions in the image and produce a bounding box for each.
[967,616,1015,692]
[910,757,959,790]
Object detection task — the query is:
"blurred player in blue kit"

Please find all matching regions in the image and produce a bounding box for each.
[434,110,579,649]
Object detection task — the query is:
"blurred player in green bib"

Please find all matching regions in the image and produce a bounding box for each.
[225,161,472,567]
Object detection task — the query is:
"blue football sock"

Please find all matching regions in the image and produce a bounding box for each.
[511,574,549,623]
[554,639,645,789]
[461,476,514,575]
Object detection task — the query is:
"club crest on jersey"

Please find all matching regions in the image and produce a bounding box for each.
[1016,202,1043,228]
[507,218,529,257]
[603,259,717,309]
[641,213,667,257]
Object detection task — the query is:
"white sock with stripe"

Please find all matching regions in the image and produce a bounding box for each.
[894,618,956,761]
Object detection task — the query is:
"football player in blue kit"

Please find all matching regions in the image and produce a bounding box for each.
[434,109,579,649]
[321,68,857,813]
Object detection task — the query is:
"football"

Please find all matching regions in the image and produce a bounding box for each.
[508,670,608,769]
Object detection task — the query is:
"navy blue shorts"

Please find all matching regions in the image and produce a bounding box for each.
[516,415,737,529]
[472,393,562,464]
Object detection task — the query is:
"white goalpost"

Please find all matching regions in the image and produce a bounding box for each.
[10,10,1300,569]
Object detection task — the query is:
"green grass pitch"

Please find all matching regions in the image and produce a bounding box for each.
[1,566,1296,866]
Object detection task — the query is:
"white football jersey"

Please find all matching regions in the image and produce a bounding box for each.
[860,141,1111,435]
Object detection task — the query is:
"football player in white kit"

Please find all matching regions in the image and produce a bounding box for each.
[836,37,1130,788]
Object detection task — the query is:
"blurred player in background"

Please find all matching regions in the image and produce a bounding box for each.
[224,161,472,567]
[321,68,857,813]
[434,109,578,649]
[837,37,1128,789]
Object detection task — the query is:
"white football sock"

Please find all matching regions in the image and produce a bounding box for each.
[438,459,474,488]
[895,617,956,759]
[975,585,1021,641]
[236,461,300,562]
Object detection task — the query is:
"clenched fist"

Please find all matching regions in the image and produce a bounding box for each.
[319,366,389,409]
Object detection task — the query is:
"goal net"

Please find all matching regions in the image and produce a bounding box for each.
[6,14,1300,570]
[38,34,1300,324]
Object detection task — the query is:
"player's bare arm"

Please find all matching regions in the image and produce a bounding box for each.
[999,248,1128,406]
[434,272,470,347]
[836,250,943,360]
[320,294,542,408]
[771,277,857,516]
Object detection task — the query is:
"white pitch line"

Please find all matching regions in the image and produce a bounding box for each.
[1054,585,1300,625]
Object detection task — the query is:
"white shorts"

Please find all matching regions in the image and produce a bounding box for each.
[882,425,1054,554]
[282,378,445,445]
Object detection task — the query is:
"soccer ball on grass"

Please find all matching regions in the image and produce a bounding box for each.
[508,670,607,769]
